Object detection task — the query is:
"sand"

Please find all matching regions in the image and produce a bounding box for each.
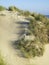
[0,11,49,65]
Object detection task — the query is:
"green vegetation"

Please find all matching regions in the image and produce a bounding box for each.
[16,38,44,58]
[0,6,6,11]
[0,53,6,65]
[15,13,49,58]
[8,6,21,12]
[29,17,48,44]
[31,13,49,43]
[20,11,31,16]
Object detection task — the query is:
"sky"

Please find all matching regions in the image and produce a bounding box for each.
[0,0,49,15]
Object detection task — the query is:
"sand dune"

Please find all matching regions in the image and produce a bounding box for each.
[0,11,49,65]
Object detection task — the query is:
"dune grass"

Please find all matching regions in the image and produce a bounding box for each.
[0,53,6,65]
[0,6,6,11]
[15,13,49,58]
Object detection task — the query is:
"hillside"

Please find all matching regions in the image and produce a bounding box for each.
[0,6,49,65]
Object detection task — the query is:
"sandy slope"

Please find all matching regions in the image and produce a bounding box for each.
[0,11,31,65]
[0,11,49,65]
